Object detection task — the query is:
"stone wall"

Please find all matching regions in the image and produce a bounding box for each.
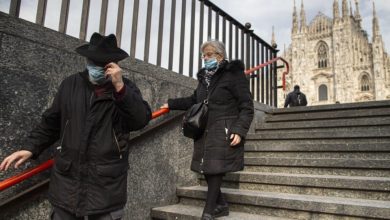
[0,12,199,219]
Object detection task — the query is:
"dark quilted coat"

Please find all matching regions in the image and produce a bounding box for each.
[168,60,254,174]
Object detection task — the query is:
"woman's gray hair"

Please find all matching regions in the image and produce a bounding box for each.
[201,40,227,59]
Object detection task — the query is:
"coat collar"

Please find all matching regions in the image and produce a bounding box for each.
[196,59,244,80]
[196,60,245,88]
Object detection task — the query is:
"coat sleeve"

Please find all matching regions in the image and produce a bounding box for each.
[167,89,197,111]
[302,94,308,106]
[229,71,254,138]
[284,93,291,108]
[113,79,152,132]
[21,81,64,159]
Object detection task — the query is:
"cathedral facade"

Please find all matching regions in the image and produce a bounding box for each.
[278,0,390,107]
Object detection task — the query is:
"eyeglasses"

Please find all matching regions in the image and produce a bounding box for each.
[201,52,219,59]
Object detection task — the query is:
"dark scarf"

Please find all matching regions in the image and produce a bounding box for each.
[204,68,217,87]
[204,60,228,87]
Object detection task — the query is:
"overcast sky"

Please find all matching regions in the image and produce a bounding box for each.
[0,0,389,74]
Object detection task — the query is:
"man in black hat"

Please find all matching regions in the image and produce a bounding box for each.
[0,33,152,219]
[284,85,308,107]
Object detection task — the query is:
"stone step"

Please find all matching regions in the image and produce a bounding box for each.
[178,198,371,220]
[244,165,390,177]
[244,141,390,152]
[223,172,390,191]
[177,186,390,219]
[245,136,390,142]
[199,172,390,200]
[151,204,291,220]
[252,126,390,139]
[266,107,390,123]
[258,117,390,130]
[245,157,390,169]
[245,151,390,160]
[245,152,390,159]
[272,100,390,114]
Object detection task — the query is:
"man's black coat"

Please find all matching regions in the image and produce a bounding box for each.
[22,70,151,216]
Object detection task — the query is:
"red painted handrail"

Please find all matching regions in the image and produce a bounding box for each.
[245,56,289,91]
[0,159,54,191]
[0,57,288,192]
[152,107,170,119]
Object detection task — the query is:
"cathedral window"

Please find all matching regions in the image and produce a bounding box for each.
[317,43,328,68]
[319,84,328,101]
[361,75,370,91]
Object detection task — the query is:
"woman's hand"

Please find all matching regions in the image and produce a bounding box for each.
[160,103,169,109]
[230,134,241,146]
[0,150,33,171]
[105,62,124,92]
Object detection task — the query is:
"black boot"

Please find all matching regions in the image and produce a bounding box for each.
[201,213,214,220]
[213,203,229,218]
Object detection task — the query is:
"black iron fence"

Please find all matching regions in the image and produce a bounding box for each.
[4,0,278,106]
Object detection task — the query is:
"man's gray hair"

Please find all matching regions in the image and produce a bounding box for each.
[201,40,227,59]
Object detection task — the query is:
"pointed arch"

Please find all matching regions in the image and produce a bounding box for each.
[359,72,371,92]
[316,41,329,68]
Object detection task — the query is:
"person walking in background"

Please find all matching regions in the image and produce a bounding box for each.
[161,40,254,220]
[284,85,308,107]
[0,33,151,220]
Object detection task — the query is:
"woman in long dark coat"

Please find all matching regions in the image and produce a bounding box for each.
[162,40,254,219]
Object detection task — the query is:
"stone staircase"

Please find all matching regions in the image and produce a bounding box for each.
[151,101,390,220]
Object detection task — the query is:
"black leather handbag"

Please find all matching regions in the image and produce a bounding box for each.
[182,99,209,140]
[182,73,222,140]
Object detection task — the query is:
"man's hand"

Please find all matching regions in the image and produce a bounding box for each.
[160,103,169,109]
[230,134,241,146]
[105,62,124,92]
[0,150,33,171]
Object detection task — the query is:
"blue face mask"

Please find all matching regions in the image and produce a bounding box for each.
[87,64,106,84]
[204,58,218,70]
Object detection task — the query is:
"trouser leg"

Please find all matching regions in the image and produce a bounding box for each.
[216,190,227,205]
[50,206,83,220]
[50,206,123,220]
[87,209,124,220]
[203,174,224,214]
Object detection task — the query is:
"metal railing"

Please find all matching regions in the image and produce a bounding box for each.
[4,0,279,106]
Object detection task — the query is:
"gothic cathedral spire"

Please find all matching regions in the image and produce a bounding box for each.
[300,0,307,33]
[372,1,380,37]
[354,0,361,27]
[271,26,277,48]
[292,0,299,34]
[342,0,349,19]
[349,0,353,17]
[333,0,340,21]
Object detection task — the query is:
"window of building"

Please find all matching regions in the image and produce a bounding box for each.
[319,84,328,101]
[318,43,328,68]
[361,75,370,91]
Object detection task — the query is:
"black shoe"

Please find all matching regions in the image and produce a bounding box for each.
[201,213,215,220]
[213,203,229,218]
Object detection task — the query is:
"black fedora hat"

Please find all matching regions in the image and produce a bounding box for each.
[75,32,129,63]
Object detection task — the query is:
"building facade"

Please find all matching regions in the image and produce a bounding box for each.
[278,0,390,107]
